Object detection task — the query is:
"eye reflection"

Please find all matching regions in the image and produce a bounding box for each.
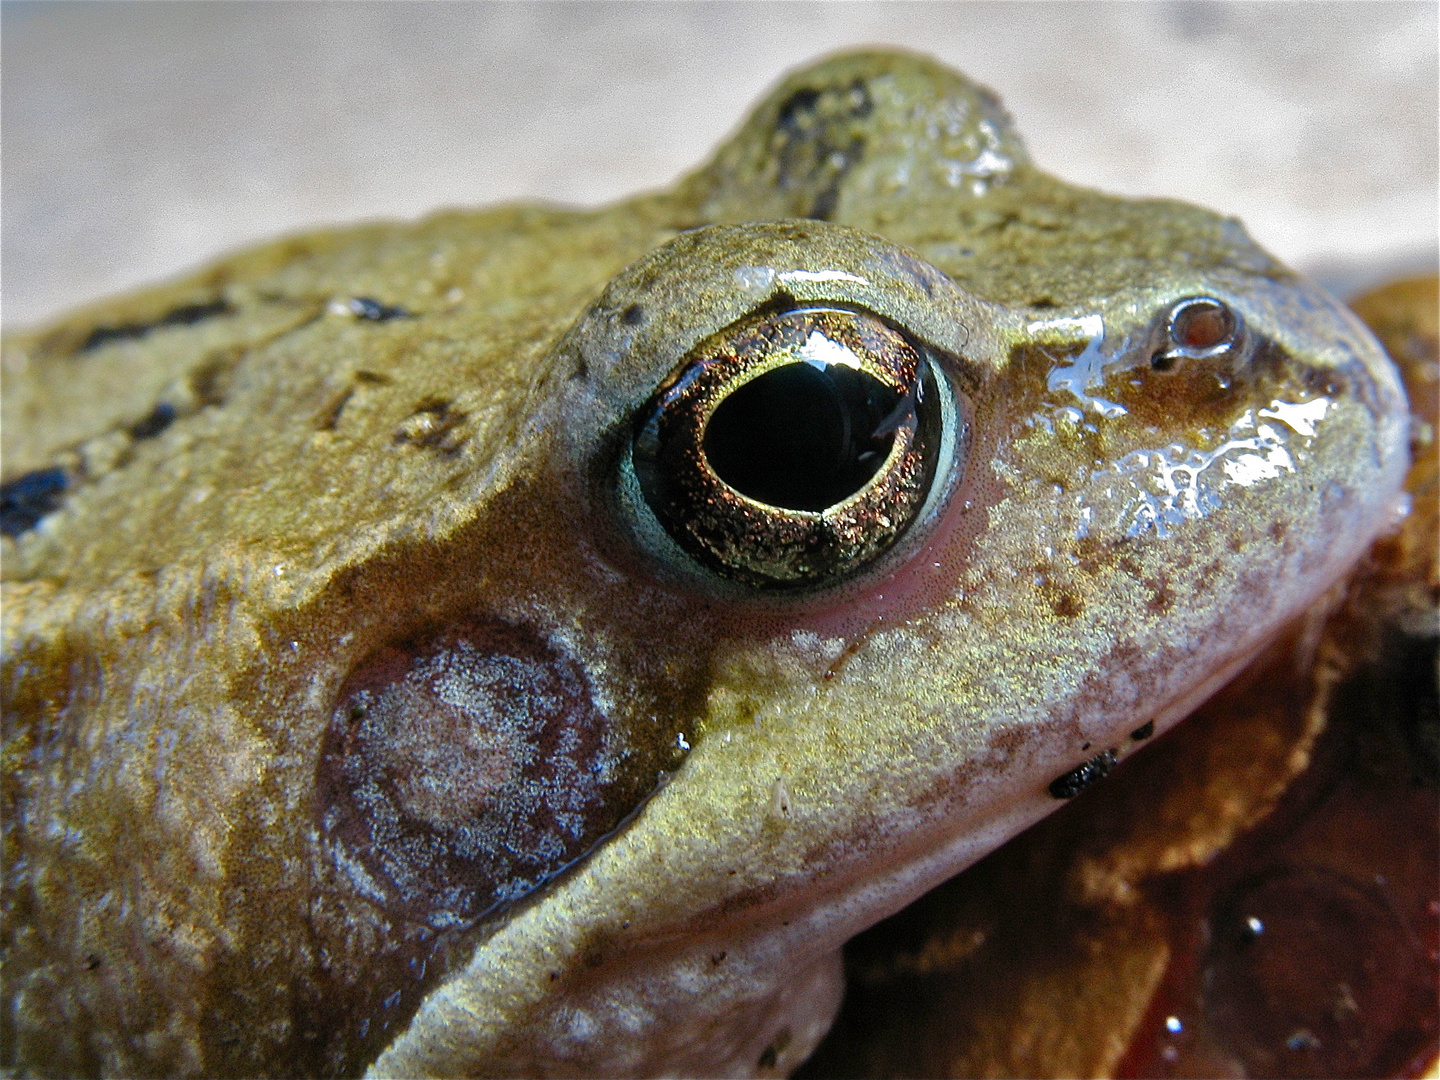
[630,305,958,588]
[703,354,907,512]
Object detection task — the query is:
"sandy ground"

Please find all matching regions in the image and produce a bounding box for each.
[3,1,1436,330]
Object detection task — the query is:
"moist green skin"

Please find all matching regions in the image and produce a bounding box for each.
[0,51,1409,1078]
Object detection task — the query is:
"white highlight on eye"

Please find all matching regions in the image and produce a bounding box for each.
[797,330,864,371]
[777,269,871,286]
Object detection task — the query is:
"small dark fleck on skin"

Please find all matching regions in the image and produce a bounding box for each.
[1131,720,1155,741]
[1048,748,1120,799]
[353,370,392,385]
[347,297,409,322]
[710,951,727,966]
[84,955,102,971]
[758,1028,791,1070]
[80,297,233,352]
[0,468,68,537]
[1146,583,1176,614]
[129,401,177,440]
[1081,742,1091,751]
[622,303,646,326]
[1053,592,1084,618]
[316,388,355,432]
[188,353,235,407]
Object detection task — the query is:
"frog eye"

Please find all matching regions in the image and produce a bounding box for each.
[1152,296,1244,371]
[625,304,963,589]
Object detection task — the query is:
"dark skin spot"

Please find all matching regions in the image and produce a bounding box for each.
[187,346,250,408]
[1131,720,1155,741]
[128,402,177,441]
[757,1028,791,1070]
[345,297,409,322]
[1048,748,1119,799]
[79,297,233,353]
[1146,582,1176,614]
[0,468,68,537]
[316,389,355,432]
[773,79,873,220]
[1052,592,1084,618]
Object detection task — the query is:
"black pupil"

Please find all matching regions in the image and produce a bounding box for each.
[702,361,907,512]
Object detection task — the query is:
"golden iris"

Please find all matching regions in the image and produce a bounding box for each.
[632,305,950,588]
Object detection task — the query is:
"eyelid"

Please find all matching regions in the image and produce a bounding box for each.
[551,222,1007,461]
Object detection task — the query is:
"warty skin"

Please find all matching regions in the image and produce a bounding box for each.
[0,51,1409,1077]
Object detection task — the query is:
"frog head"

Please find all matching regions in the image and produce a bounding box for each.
[0,51,1408,1077]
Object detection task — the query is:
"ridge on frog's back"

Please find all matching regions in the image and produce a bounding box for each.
[0,51,1410,1078]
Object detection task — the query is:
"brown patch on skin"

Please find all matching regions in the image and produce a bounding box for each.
[315,388,354,431]
[1145,581,1175,615]
[1052,592,1084,618]
[188,346,245,407]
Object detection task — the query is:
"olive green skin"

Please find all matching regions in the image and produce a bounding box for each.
[0,52,1408,1077]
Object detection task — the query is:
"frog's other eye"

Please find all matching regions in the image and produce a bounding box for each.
[625,304,964,589]
[1152,296,1244,371]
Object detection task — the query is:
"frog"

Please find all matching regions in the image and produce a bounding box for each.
[0,50,1410,1078]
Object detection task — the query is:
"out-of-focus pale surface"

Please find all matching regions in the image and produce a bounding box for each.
[2,0,1435,329]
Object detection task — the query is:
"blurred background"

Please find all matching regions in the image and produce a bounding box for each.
[3,0,1436,330]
